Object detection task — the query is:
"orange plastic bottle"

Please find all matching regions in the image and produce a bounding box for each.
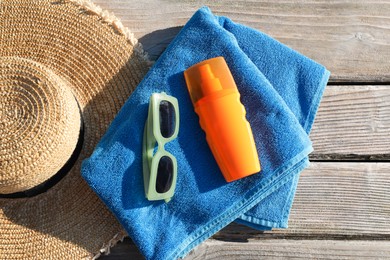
[184,57,261,182]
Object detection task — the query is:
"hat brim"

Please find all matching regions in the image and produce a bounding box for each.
[0,0,149,258]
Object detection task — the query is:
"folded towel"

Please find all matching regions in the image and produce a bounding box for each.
[226,17,330,229]
[82,7,329,259]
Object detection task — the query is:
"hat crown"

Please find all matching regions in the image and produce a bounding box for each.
[0,57,81,194]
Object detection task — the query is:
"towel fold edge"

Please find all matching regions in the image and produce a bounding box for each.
[235,157,309,230]
[304,69,331,133]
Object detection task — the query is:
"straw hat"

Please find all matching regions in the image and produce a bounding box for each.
[0,0,150,258]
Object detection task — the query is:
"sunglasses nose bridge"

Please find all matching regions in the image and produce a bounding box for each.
[155,141,166,155]
[156,143,175,161]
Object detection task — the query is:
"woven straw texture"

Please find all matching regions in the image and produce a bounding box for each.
[0,57,81,194]
[0,0,149,258]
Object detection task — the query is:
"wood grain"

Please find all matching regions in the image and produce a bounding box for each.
[93,0,390,82]
[187,240,390,259]
[101,238,390,259]
[215,162,390,240]
[310,85,390,160]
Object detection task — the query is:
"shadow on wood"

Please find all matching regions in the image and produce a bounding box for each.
[139,27,183,61]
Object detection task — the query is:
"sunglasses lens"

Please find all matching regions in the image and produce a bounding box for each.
[156,156,174,193]
[159,100,176,138]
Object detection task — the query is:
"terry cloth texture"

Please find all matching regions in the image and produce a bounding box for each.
[82,7,330,260]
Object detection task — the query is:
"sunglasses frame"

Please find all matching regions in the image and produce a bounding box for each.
[142,92,179,203]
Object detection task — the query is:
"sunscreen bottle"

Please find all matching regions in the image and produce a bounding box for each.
[184,57,260,182]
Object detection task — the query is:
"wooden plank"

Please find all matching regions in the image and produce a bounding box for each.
[289,162,390,236]
[92,0,390,82]
[310,85,390,160]
[187,240,390,259]
[215,162,390,240]
[102,238,390,259]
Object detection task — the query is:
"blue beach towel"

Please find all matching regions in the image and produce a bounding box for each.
[82,7,329,260]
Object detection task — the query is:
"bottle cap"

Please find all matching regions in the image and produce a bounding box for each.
[184,57,237,105]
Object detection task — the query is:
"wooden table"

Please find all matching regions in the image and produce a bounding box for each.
[95,1,390,258]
